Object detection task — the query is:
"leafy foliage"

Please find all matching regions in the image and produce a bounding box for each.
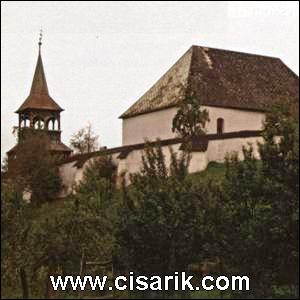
[1,100,298,299]
[7,131,61,205]
[115,143,198,278]
[70,123,99,154]
[222,100,299,298]
[1,181,28,298]
[1,153,117,298]
[172,92,210,139]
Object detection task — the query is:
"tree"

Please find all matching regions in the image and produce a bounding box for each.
[76,155,117,195]
[74,155,118,242]
[172,89,210,140]
[25,199,113,298]
[70,123,99,154]
[258,99,299,296]
[222,99,299,298]
[259,99,299,196]
[1,181,31,299]
[115,142,201,297]
[1,154,118,299]
[7,131,61,205]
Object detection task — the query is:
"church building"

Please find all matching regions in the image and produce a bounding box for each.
[59,45,298,194]
[7,41,298,195]
[120,46,298,145]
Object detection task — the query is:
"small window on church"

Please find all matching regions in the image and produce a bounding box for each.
[217,118,224,135]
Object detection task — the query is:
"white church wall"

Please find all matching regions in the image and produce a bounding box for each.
[122,106,265,145]
[204,107,265,134]
[122,107,178,146]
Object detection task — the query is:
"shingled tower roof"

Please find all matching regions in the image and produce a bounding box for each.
[8,35,73,159]
[16,45,63,113]
[120,46,299,119]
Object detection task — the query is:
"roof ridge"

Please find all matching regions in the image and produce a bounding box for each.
[190,44,281,60]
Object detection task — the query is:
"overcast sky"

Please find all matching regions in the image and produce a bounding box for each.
[1,1,299,159]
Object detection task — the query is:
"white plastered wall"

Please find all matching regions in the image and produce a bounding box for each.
[122,106,265,145]
[59,135,263,194]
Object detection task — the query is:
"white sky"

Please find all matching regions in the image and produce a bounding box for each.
[1,1,299,159]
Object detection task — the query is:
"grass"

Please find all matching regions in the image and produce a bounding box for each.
[189,162,226,184]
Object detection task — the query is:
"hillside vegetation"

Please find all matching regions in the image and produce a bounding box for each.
[1,101,299,299]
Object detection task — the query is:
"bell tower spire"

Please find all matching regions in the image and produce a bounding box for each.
[17,31,61,112]
[7,32,72,161]
[29,30,50,97]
